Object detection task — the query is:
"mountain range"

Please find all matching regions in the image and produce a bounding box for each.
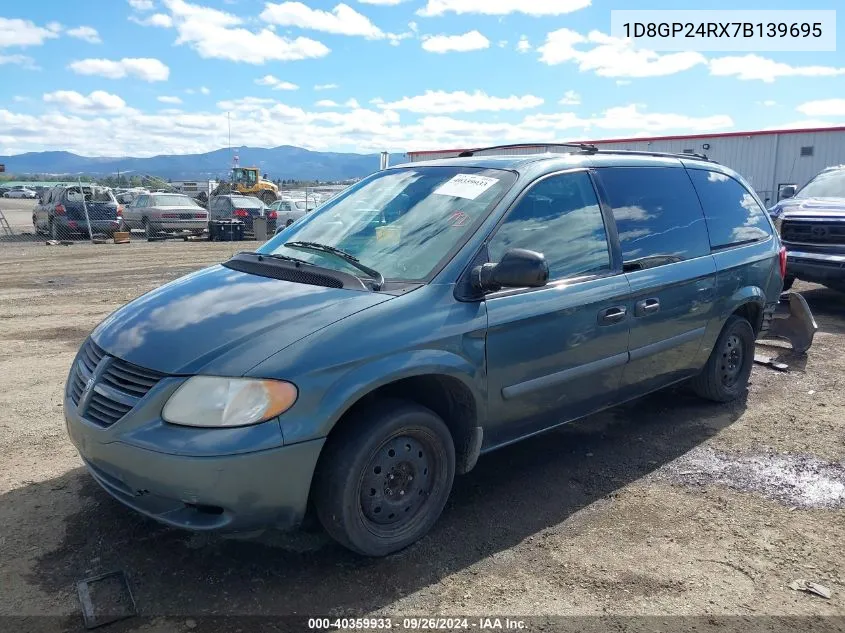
[0,146,409,182]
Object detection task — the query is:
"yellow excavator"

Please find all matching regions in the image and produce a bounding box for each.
[213,167,280,205]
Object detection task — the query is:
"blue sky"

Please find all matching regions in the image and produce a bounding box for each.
[0,0,844,157]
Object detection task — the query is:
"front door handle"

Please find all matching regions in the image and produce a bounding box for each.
[598,306,627,325]
[635,298,661,317]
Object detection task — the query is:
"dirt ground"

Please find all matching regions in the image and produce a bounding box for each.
[0,236,843,633]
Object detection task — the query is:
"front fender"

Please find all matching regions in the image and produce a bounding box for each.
[280,349,486,445]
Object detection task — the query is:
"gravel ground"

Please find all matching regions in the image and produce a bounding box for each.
[0,237,843,633]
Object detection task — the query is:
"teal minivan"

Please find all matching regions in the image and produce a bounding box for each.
[65,146,811,556]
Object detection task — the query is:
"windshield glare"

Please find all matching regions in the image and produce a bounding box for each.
[258,166,515,281]
[797,169,845,199]
[152,194,199,207]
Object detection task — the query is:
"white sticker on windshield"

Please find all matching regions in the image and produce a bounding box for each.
[433,174,499,200]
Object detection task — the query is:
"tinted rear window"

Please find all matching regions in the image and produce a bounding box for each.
[231,197,263,209]
[596,167,710,270]
[687,169,772,249]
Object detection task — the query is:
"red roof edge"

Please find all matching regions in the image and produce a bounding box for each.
[406,125,845,156]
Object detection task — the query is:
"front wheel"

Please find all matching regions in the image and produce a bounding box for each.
[313,399,456,557]
[691,315,755,402]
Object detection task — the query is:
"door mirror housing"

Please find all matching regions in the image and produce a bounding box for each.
[779,185,797,200]
[472,248,549,292]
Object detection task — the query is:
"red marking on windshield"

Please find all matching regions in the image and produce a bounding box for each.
[449,211,469,227]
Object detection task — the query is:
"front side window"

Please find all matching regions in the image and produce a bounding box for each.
[687,169,772,249]
[796,169,845,199]
[597,167,710,271]
[258,167,516,282]
[488,171,611,281]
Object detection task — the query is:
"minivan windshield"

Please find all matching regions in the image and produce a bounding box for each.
[257,166,516,282]
[796,169,845,199]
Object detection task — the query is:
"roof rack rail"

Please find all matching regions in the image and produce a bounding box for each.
[604,149,715,162]
[457,143,598,157]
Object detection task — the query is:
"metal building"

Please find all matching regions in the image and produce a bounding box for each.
[404,125,845,207]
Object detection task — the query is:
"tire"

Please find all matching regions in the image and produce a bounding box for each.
[285,219,293,227]
[260,191,277,206]
[313,398,456,557]
[143,219,155,240]
[782,275,795,291]
[50,220,61,240]
[691,315,755,403]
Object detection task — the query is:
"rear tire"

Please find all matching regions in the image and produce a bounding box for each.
[313,399,455,557]
[260,191,277,206]
[691,315,755,403]
[144,219,155,240]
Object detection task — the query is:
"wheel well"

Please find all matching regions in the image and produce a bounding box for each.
[336,375,479,473]
[733,301,763,335]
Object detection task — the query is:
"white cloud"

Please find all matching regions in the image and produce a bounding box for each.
[759,100,777,107]
[421,30,489,53]
[67,26,102,44]
[762,119,834,131]
[559,90,580,105]
[709,55,845,83]
[316,99,340,107]
[13,96,29,102]
[379,89,543,113]
[408,22,418,33]
[0,54,38,69]
[158,95,183,104]
[0,17,61,48]
[128,0,154,9]
[345,98,361,107]
[260,2,386,39]
[0,98,738,157]
[68,57,170,81]
[200,86,210,95]
[315,83,338,90]
[255,74,299,90]
[616,80,631,86]
[538,28,706,78]
[130,13,174,27]
[796,99,845,117]
[43,90,127,113]
[516,35,531,53]
[418,0,590,17]
[159,0,330,64]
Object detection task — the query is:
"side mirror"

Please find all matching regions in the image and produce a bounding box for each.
[472,248,549,292]
[779,185,797,200]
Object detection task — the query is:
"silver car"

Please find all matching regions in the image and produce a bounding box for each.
[267,199,307,229]
[121,193,209,238]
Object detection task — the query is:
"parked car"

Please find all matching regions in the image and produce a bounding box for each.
[121,192,208,239]
[267,198,307,229]
[768,164,845,292]
[5,186,37,199]
[65,148,811,557]
[33,184,119,239]
[208,194,275,236]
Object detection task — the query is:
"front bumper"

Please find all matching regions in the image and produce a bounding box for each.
[786,249,845,284]
[65,396,324,532]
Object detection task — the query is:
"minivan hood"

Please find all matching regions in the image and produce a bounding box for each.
[90,264,391,375]
[774,196,845,218]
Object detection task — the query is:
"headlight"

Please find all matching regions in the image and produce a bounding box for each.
[162,376,298,428]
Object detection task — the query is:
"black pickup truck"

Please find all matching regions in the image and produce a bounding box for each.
[769,165,845,292]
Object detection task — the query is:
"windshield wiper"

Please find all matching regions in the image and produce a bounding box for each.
[284,241,385,290]
[242,251,313,267]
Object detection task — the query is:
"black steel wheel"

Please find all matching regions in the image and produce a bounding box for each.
[691,315,755,402]
[313,399,455,557]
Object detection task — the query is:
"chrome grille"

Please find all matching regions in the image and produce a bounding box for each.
[68,338,166,428]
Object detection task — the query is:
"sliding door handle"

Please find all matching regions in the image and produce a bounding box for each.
[635,298,660,317]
